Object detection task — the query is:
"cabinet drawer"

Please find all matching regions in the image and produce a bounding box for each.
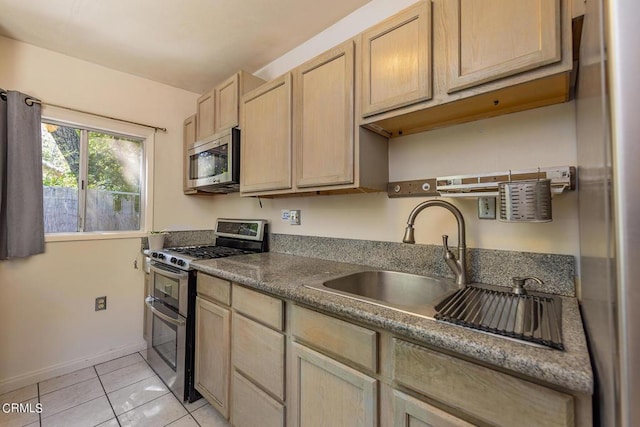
[232,312,285,400]
[291,305,377,372]
[197,273,231,306]
[232,371,285,427]
[233,284,283,330]
[393,339,574,427]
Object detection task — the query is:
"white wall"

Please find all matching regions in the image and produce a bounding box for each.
[156,0,579,257]
[0,35,199,392]
[163,102,578,256]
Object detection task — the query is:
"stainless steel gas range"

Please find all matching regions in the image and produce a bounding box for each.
[143,219,268,403]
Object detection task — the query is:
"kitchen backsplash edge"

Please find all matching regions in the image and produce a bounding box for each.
[141,230,575,296]
[142,230,217,249]
[270,233,575,297]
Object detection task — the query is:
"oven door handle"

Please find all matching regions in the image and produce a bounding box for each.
[150,263,189,281]
[145,297,186,327]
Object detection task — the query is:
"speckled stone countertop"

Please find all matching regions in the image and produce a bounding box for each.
[191,252,593,395]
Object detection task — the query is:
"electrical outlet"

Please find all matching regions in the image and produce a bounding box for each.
[478,197,496,219]
[290,210,301,225]
[95,296,107,311]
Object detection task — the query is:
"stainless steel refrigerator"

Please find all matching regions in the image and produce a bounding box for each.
[576,0,639,425]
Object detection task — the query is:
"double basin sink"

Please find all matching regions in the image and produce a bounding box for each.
[305,270,563,349]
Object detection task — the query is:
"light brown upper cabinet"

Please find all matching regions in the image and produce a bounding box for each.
[196,88,215,141]
[215,71,266,134]
[196,71,265,141]
[240,74,293,194]
[240,40,388,198]
[361,0,573,137]
[294,41,355,188]
[361,1,432,117]
[444,0,561,93]
[183,114,197,194]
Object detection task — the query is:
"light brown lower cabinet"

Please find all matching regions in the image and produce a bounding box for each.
[393,338,576,427]
[232,371,285,427]
[393,390,474,427]
[192,281,590,426]
[232,312,285,400]
[290,342,377,427]
[194,296,231,418]
[230,285,286,427]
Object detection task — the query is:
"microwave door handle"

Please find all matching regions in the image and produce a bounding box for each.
[150,264,188,281]
[145,297,186,327]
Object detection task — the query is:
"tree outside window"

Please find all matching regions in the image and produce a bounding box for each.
[41,122,143,233]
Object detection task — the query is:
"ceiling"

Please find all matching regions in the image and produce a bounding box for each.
[0,0,371,94]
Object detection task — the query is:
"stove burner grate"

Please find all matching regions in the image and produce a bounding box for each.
[170,245,254,259]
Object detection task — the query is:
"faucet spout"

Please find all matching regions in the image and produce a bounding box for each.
[402,200,467,286]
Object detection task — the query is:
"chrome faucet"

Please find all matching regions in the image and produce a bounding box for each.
[402,200,467,286]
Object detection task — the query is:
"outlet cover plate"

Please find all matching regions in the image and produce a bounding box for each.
[478,197,496,219]
[95,296,107,311]
[290,210,301,225]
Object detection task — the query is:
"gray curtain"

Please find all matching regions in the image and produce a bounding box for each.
[0,90,45,259]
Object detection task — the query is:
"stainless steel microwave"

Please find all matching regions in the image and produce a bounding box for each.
[187,127,240,193]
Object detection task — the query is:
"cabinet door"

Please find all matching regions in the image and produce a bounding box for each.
[290,342,377,427]
[183,115,197,194]
[232,312,285,400]
[196,88,215,140]
[445,0,562,93]
[215,73,239,132]
[294,41,354,188]
[361,1,432,117]
[195,296,231,418]
[394,390,474,427]
[240,74,293,193]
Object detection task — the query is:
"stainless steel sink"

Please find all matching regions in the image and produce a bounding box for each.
[305,270,459,319]
[305,271,564,350]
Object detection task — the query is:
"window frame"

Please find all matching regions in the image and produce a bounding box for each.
[41,114,154,242]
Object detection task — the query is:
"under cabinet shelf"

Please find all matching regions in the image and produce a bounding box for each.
[388,166,575,199]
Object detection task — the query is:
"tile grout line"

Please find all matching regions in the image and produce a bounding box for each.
[137,352,204,427]
[39,374,98,398]
[118,392,174,422]
[98,368,157,395]
[37,382,41,427]
[95,354,146,377]
[39,395,106,424]
[93,366,120,427]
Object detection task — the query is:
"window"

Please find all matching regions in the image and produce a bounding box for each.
[41,121,144,233]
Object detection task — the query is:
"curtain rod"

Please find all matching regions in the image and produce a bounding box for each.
[0,88,167,133]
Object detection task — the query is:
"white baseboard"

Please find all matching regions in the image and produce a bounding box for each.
[0,340,147,395]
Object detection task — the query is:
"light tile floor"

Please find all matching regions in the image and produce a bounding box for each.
[0,352,231,427]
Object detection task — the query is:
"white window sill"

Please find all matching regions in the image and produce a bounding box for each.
[45,231,146,243]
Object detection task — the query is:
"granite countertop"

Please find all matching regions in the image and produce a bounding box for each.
[191,252,593,395]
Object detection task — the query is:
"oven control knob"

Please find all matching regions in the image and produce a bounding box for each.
[157,253,165,260]
[170,257,177,264]
[151,252,158,258]
[177,260,185,267]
